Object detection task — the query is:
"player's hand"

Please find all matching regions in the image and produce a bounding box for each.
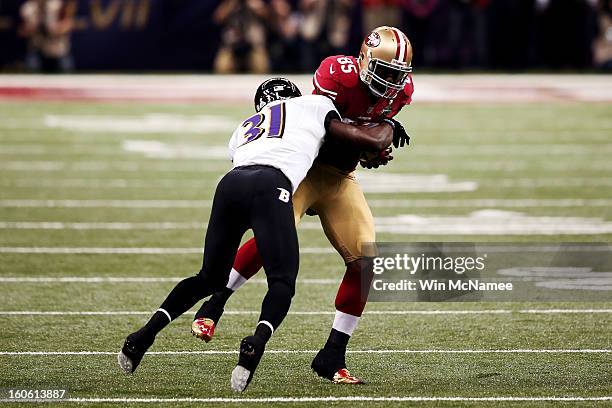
[359,147,393,169]
[389,119,410,148]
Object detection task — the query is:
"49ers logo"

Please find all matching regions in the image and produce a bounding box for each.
[366,32,381,47]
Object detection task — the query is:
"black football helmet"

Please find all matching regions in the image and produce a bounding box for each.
[254,78,302,112]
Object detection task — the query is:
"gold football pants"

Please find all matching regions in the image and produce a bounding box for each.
[293,161,376,263]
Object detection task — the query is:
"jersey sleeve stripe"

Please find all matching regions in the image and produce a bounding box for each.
[313,72,338,97]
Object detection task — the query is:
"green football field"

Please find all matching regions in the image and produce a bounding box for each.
[0,95,611,406]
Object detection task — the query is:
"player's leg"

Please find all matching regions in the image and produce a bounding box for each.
[118,171,248,374]
[193,172,317,341]
[310,172,376,384]
[192,237,262,341]
[231,167,300,392]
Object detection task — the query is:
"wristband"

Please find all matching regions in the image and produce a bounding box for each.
[382,118,396,129]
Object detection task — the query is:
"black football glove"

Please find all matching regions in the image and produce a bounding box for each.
[387,118,410,148]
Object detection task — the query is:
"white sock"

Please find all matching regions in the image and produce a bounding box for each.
[226,268,247,291]
[156,308,172,323]
[257,320,275,335]
[332,310,360,336]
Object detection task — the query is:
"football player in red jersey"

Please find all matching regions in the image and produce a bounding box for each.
[193,26,414,384]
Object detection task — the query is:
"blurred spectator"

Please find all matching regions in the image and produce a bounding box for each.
[299,0,354,71]
[326,0,354,53]
[401,0,437,67]
[593,0,612,69]
[442,0,488,68]
[213,0,269,73]
[362,0,402,33]
[536,0,598,69]
[1,0,608,72]
[486,0,537,70]
[268,0,301,72]
[403,0,488,69]
[19,0,75,73]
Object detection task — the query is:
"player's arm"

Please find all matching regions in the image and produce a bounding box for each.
[388,79,414,148]
[326,115,394,152]
[312,56,354,111]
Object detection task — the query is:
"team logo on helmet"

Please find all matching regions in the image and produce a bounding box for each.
[365,32,381,48]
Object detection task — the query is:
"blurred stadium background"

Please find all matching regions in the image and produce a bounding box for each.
[1,0,611,72]
[0,0,611,406]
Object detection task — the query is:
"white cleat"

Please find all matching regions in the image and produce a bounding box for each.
[231,365,251,392]
[117,351,134,374]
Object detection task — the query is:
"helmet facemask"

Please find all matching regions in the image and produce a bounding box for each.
[360,56,412,99]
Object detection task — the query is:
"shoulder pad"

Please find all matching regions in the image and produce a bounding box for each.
[315,55,360,90]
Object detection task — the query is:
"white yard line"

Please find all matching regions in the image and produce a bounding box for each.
[1,161,611,172]
[0,221,206,230]
[0,310,610,316]
[48,396,612,403]
[1,349,610,356]
[0,199,213,208]
[5,177,612,190]
[1,243,609,254]
[370,211,612,235]
[2,198,612,209]
[0,277,337,284]
[492,178,612,188]
[2,211,612,235]
[1,179,216,189]
[366,198,612,208]
[0,247,336,254]
[0,161,230,172]
[2,144,610,156]
[0,247,204,254]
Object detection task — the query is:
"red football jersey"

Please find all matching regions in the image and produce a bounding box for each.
[312,55,414,171]
[313,55,413,122]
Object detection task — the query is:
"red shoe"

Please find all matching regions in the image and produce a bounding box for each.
[332,368,365,384]
[191,318,215,342]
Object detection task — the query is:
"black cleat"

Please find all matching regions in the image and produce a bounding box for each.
[311,346,346,380]
[117,332,154,374]
[230,336,266,392]
[312,345,365,384]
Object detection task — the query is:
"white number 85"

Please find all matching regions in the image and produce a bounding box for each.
[336,57,357,74]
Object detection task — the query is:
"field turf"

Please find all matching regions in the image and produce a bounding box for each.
[0,93,611,406]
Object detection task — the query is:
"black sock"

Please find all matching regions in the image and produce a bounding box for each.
[254,322,273,343]
[138,310,171,340]
[194,287,233,321]
[324,328,350,352]
[134,275,212,340]
[213,287,234,305]
[258,280,294,330]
